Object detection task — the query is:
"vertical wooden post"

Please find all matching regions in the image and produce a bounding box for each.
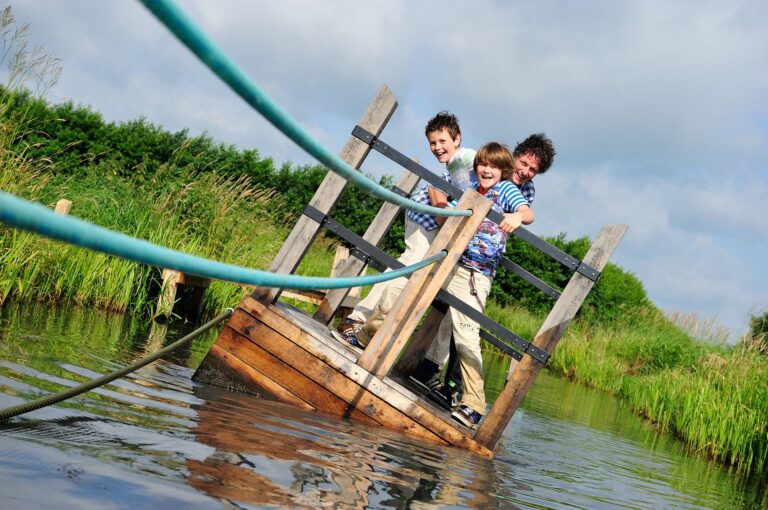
[394,305,447,374]
[357,190,493,377]
[252,85,398,304]
[474,224,628,449]
[314,168,421,324]
[153,270,211,323]
[54,199,72,215]
[154,269,180,323]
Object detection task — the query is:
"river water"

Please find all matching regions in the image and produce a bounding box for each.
[0,301,765,509]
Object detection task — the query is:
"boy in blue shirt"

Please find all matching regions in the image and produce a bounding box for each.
[439,142,533,428]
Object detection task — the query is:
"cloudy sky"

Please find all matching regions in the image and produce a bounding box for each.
[7,1,768,340]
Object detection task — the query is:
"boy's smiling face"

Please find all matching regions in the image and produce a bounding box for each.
[427,128,460,164]
[475,161,503,190]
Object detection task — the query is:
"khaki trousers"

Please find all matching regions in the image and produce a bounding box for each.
[445,265,491,415]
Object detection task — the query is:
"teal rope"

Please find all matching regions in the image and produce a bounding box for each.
[0,308,233,422]
[138,0,470,219]
[0,191,445,290]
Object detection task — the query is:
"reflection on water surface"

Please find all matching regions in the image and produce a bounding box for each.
[0,302,765,509]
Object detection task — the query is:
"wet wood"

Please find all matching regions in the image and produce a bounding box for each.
[217,325,377,425]
[474,224,628,449]
[153,269,211,323]
[253,85,398,303]
[227,307,445,443]
[239,296,493,457]
[207,343,314,410]
[357,190,492,378]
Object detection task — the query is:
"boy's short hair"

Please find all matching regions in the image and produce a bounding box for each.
[513,133,556,173]
[425,111,461,141]
[474,142,514,177]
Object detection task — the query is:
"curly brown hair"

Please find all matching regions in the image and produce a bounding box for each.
[513,133,556,173]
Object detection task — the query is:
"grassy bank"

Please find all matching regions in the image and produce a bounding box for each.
[486,302,768,477]
[0,136,336,316]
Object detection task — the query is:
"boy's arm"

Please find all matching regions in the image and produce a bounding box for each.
[499,205,534,233]
[427,186,449,208]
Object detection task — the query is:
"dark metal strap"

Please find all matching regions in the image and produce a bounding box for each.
[302,205,549,365]
[352,124,601,282]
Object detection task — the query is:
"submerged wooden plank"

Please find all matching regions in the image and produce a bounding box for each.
[207,344,314,411]
[239,297,493,457]
[217,326,377,425]
[227,309,445,444]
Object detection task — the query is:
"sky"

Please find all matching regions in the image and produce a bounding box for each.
[6,0,768,340]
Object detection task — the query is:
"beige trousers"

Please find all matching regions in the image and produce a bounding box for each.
[444,265,492,415]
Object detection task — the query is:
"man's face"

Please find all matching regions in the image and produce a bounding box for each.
[427,128,460,164]
[510,152,541,186]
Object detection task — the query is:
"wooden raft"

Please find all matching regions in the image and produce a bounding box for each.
[193,85,627,456]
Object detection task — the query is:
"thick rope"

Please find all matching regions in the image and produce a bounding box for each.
[0,191,446,290]
[0,308,233,422]
[138,0,470,219]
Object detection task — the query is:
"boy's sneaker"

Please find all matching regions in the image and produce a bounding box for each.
[452,404,482,429]
[330,328,362,349]
[342,331,362,348]
[337,318,363,336]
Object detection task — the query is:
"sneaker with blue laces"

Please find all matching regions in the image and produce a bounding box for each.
[342,330,362,348]
[451,404,482,429]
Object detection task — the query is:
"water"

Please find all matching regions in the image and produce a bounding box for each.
[0,301,765,509]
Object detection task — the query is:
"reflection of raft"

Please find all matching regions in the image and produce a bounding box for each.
[193,86,626,457]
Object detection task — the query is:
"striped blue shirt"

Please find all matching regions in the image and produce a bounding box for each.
[407,176,534,232]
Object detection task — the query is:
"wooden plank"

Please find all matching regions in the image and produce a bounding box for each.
[240,296,493,457]
[357,190,492,378]
[217,326,378,425]
[54,199,72,215]
[207,343,315,410]
[395,306,446,375]
[227,309,445,443]
[474,224,628,449]
[314,168,422,324]
[252,85,398,303]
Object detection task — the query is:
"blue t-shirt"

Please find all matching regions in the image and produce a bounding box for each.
[458,180,528,277]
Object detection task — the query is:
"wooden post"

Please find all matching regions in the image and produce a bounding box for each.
[314,168,421,324]
[394,305,447,374]
[357,190,493,377]
[155,269,180,322]
[54,199,72,215]
[252,85,398,304]
[474,224,628,449]
[154,269,211,323]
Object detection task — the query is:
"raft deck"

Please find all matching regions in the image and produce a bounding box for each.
[195,296,494,457]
